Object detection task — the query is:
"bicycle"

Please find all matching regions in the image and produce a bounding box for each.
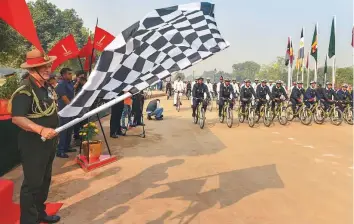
[309,101,326,124]
[286,101,312,125]
[166,88,172,100]
[186,89,191,100]
[207,97,213,112]
[255,99,272,127]
[237,99,256,127]
[193,98,206,129]
[339,100,352,125]
[175,91,181,112]
[219,97,235,128]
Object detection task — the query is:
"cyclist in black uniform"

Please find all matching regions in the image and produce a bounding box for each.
[218,78,236,118]
[240,79,256,113]
[256,79,271,114]
[192,77,210,117]
[186,81,192,97]
[166,81,172,98]
[271,80,288,111]
[290,81,305,114]
[322,82,337,111]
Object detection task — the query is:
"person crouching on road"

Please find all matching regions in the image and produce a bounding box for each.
[146,99,164,120]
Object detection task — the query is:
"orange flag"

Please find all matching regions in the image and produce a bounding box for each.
[48,34,80,70]
[93,26,115,51]
[0,0,43,52]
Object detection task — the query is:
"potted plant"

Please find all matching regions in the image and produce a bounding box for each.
[0,75,20,117]
[79,122,102,163]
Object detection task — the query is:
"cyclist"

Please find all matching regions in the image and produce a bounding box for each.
[216,76,224,100]
[191,78,198,107]
[186,81,192,98]
[240,79,256,113]
[206,78,214,98]
[231,79,239,98]
[212,82,217,98]
[192,77,210,117]
[336,83,352,111]
[252,78,260,90]
[218,78,236,118]
[173,76,184,106]
[316,83,325,101]
[271,80,288,111]
[255,79,271,114]
[304,81,317,108]
[166,81,172,98]
[322,82,337,111]
[290,81,305,114]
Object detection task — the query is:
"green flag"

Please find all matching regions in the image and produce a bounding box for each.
[311,25,318,61]
[324,55,328,74]
[328,17,335,58]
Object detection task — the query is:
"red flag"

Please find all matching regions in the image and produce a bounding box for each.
[93,26,115,51]
[0,0,43,52]
[79,36,93,58]
[48,34,80,70]
[84,55,96,71]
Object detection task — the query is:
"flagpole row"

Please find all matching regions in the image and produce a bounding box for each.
[332,15,336,86]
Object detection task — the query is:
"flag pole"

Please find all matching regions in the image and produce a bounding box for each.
[89,18,99,75]
[307,51,310,89]
[301,27,305,82]
[77,57,84,70]
[332,15,336,86]
[287,36,292,92]
[314,22,318,82]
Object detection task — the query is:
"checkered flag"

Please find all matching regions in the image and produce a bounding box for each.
[59,2,229,117]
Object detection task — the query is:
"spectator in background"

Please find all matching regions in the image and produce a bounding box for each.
[56,68,76,158]
[48,74,58,88]
[73,70,87,95]
[110,91,124,138]
[132,91,145,126]
[146,99,163,120]
[121,93,133,129]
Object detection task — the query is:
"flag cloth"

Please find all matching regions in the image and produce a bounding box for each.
[48,34,80,70]
[0,0,43,52]
[328,17,335,58]
[352,26,354,47]
[93,26,115,51]
[79,36,94,58]
[298,28,305,71]
[84,55,96,71]
[290,39,294,66]
[311,24,318,61]
[324,54,328,75]
[59,2,229,117]
[285,37,293,66]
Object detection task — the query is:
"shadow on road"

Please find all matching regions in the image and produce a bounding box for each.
[147,164,284,224]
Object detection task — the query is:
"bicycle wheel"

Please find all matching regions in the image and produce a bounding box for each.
[176,98,180,112]
[263,106,272,127]
[343,107,353,125]
[278,106,288,125]
[299,107,312,125]
[313,107,325,124]
[226,107,233,128]
[330,107,343,126]
[193,107,199,124]
[254,106,261,123]
[286,105,294,121]
[248,108,256,127]
[219,108,225,123]
[199,108,205,129]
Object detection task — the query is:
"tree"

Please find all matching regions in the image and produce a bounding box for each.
[231,61,260,81]
[257,57,287,83]
[336,67,353,86]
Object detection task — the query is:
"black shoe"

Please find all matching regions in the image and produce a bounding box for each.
[56,153,69,158]
[110,133,119,138]
[39,215,61,223]
[67,148,77,153]
[156,117,163,120]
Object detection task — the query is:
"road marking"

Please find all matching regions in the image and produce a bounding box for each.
[303,145,314,149]
[314,158,324,163]
[272,132,280,134]
[348,166,354,170]
[288,137,295,141]
[322,154,342,158]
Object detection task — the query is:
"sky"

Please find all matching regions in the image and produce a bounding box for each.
[32,0,353,75]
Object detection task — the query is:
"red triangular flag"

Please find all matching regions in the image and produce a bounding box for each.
[48,34,80,70]
[79,36,93,58]
[93,26,115,51]
[84,55,96,71]
[0,0,43,52]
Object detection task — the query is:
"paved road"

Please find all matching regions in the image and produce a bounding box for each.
[5,97,353,224]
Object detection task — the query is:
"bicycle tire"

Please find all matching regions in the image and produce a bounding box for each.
[300,107,312,125]
[193,108,199,124]
[343,107,353,125]
[286,105,295,121]
[199,108,205,129]
[248,108,255,127]
[226,107,233,128]
[330,107,343,126]
[263,106,272,127]
[219,109,225,123]
[278,106,288,125]
[313,107,325,124]
[254,106,261,123]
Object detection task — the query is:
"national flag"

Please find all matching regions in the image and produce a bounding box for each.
[299,28,305,58]
[58,2,229,117]
[290,39,294,65]
[79,36,93,58]
[328,17,335,58]
[93,26,115,52]
[324,54,328,75]
[48,34,80,70]
[311,24,318,61]
[285,37,294,66]
[0,0,43,52]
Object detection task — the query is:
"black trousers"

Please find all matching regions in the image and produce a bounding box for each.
[192,98,207,116]
[110,101,124,135]
[218,98,233,116]
[19,134,57,224]
[256,98,267,112]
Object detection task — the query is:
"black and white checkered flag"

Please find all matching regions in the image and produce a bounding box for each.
[59,2,229,117]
